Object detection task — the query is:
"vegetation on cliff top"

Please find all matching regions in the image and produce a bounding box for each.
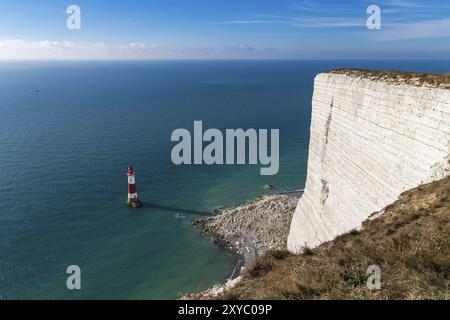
[330,68,450,88]
[218,176,450,300]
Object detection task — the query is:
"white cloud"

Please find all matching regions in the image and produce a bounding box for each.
[0,39,278,60]
[0,39,167,59]
[226,0,450,34]
[224,15,366,28]
[127,42,147,50]
[290,16,366,28]
[384,0,450,9]
[238,43,254,50]
[374,18,450,41]
[223,20,277,24]
[0,39,196,59]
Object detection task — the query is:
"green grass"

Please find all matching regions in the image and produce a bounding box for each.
[330,69,450,88]
[219,176,450,300]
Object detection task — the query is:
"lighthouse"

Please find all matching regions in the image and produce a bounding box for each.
[127,165,143,208]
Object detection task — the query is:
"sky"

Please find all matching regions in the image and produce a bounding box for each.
[0,0,449,59]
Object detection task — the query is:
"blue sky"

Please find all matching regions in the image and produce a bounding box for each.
[0,0,449,59]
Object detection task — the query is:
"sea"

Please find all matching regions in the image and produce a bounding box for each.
[1,60,449,299]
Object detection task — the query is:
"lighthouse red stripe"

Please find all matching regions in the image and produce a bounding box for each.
[128,184,136,194]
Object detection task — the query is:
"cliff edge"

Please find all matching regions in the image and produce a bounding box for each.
[288,69,450,253]
[211,175,450,300]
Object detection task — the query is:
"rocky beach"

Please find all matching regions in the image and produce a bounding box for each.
[183,192,301,299]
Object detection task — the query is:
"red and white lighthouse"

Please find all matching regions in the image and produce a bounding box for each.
[127,165,142,208]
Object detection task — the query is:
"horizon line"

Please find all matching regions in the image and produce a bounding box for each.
[1,58,450,62]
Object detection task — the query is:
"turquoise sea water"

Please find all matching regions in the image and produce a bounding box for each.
[1,60,449,299]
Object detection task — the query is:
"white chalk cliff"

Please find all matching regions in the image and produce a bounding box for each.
[288,70,450,253]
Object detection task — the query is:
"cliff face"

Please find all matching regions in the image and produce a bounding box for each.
[288,70,450,253]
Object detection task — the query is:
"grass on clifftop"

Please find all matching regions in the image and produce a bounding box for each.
[330,68,450,88]
[219,176,450,300]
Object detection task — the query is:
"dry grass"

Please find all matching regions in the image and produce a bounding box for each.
[219,176,450,300]
[330,69,450,88]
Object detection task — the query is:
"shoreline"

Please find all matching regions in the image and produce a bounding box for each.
[184,189,303,299]
[197,189,304,277]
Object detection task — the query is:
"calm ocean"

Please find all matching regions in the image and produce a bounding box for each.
[1,60,449,299]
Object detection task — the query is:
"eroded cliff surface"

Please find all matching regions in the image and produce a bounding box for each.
[288,70,450,253]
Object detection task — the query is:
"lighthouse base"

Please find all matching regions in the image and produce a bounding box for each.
[127,198,143,208]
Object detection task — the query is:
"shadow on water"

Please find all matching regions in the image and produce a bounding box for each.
[145,203,212,216]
